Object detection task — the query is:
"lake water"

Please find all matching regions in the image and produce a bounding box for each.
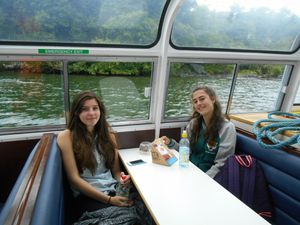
[0,72,284,127]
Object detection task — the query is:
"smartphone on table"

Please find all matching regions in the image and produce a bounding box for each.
[127,159,146,166]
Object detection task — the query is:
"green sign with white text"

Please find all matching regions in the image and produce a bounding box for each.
[38,49,89,55]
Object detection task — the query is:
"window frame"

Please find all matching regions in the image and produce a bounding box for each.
[162,57,296,123]
[0,55,159,135]
[0,0,171,49]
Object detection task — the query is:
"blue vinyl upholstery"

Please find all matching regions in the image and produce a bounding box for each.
[236,133,300,225]
[30,136,65,225]
[0,135,65,225]
[2,132,299,225]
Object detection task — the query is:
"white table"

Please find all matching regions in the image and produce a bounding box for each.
[119,148,270,225]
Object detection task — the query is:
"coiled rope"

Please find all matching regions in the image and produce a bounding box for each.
[252,111,300,148]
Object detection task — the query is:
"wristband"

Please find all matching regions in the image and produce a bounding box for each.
[107,196,111,204]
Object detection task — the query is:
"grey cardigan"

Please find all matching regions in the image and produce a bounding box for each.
[168,119,237,178]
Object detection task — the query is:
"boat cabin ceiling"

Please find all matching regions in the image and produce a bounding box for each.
[1,0,300,211]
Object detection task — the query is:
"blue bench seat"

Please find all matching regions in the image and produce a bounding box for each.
[236,133,300,225]
[0,134,66,225]
[2,131,300,225]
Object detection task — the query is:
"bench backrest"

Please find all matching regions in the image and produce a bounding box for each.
[236,133,300,225]
[0,134,65,225]
[31,135,64,225]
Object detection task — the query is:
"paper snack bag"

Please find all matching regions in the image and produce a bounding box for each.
[151,138,177,166]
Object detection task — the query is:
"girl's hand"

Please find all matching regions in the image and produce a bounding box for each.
[120,172,131,186]
[110,196,133,207]
[161,136,170,145]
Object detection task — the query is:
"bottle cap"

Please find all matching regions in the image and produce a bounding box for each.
[121,174,127,180]
[182,130,188,138]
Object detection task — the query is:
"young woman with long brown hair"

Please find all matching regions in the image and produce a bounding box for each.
[162,86,237,178]
[57,91,137,222]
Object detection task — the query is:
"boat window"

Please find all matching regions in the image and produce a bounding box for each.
[68,61,152,122]
[164,62,234,119]
[230,64,284,113]
[0,61,65,129]
[171,0,300,52]
[0,0,168,47]
[164,62,286,119]
[294,86,300,105]
[0,60,153,132]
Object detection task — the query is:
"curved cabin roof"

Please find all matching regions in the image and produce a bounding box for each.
[1,0,300,140]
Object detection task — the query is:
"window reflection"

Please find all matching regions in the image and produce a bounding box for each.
[68,61,153,121]
[172,0,300,52]
[0,0,167,46]
[293,85,300,104]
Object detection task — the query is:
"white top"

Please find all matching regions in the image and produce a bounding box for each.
[119,148,270,225]
[72,148,117,197]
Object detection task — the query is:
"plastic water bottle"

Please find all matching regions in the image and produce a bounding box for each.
[116,173,130,197]
[179,129,190,167]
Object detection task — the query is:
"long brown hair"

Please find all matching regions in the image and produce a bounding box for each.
[68,91,117,174]
[190,86,224,146]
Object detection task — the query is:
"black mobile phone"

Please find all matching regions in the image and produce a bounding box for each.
[127,159,146,166]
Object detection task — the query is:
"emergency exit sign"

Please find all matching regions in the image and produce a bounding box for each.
[38,49,89,55]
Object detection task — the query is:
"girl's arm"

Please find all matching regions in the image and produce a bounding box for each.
[206,121,237,178]
[110,132,131,185]
[110,132,122,180]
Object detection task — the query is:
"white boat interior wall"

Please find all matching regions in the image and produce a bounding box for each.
[1,1,300,225]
